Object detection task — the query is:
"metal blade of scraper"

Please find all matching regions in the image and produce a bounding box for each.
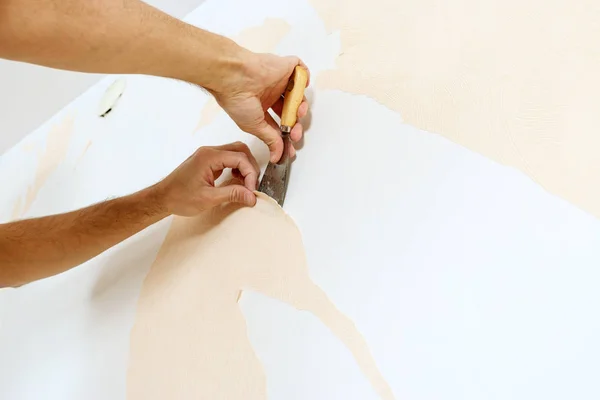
[258,66,309,207]
[258,133,292,206]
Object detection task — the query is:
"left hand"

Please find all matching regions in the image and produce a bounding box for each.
[154,142,260,216]
[212,52,310,163]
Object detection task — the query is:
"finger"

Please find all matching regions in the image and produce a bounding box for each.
[264,111,281,132]
[220,177,244,187]
[271,97,307,143]
[271,95,308,119]
[213,169,224,181]
[260,113,284,162]
[290,122,303,143]
[207,185,257,207]
[297,58,311,87]
[284,56,311,87]
[212,141,260,176]
[271,97,284,117]
[231,168,243,180]
[298,98,309,118]
[290,144,296,158]
[210,150,259,190]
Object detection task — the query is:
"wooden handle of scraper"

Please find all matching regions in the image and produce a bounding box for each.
[280,66,308,131]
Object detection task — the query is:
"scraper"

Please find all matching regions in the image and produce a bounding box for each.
[258,66,308,206]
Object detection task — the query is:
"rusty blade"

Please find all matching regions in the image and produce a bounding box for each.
[258,133,292,207]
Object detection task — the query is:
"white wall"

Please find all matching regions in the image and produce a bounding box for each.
[0,0,205,154]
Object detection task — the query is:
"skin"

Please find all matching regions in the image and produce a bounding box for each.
[0,0,309,160]
[0,0,310,286]
[0,142,260,288]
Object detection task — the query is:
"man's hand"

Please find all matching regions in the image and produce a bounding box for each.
[155,142,260,216]
[0,0,310,161]
[211,53,310,163]
[0,142,260,287]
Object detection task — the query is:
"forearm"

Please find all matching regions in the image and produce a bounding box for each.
[0,0,248,92]
[0,185,169,288]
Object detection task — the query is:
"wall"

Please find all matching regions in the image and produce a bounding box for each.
[2,0,600,399]
[0,0,205,154]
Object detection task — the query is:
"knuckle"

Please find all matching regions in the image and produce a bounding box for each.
[235,141,251,152]
[205,148,222,159]
[237,153,251,167]
[229,187,243,203]
[194,146,211,158]
[264,135,278,146]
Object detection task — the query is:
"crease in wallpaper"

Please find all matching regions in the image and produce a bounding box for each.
[309,0,600,218]
[74,139,93,168]
[127,193,394,399]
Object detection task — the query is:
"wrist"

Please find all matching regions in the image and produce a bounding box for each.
[202,42,255,96]
[169,25,254,94]
[139,184,171,220]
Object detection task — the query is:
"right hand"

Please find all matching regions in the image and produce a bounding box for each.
[154,142,260,216]
[211,52,310,162]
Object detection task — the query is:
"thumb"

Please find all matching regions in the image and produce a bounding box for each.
[209,185,257,207]
[253,118,283,163]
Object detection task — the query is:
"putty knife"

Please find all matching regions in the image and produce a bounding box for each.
[258,66,308,206]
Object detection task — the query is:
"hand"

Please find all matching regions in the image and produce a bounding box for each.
[154,142,260,216]
[212,52,310,163]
